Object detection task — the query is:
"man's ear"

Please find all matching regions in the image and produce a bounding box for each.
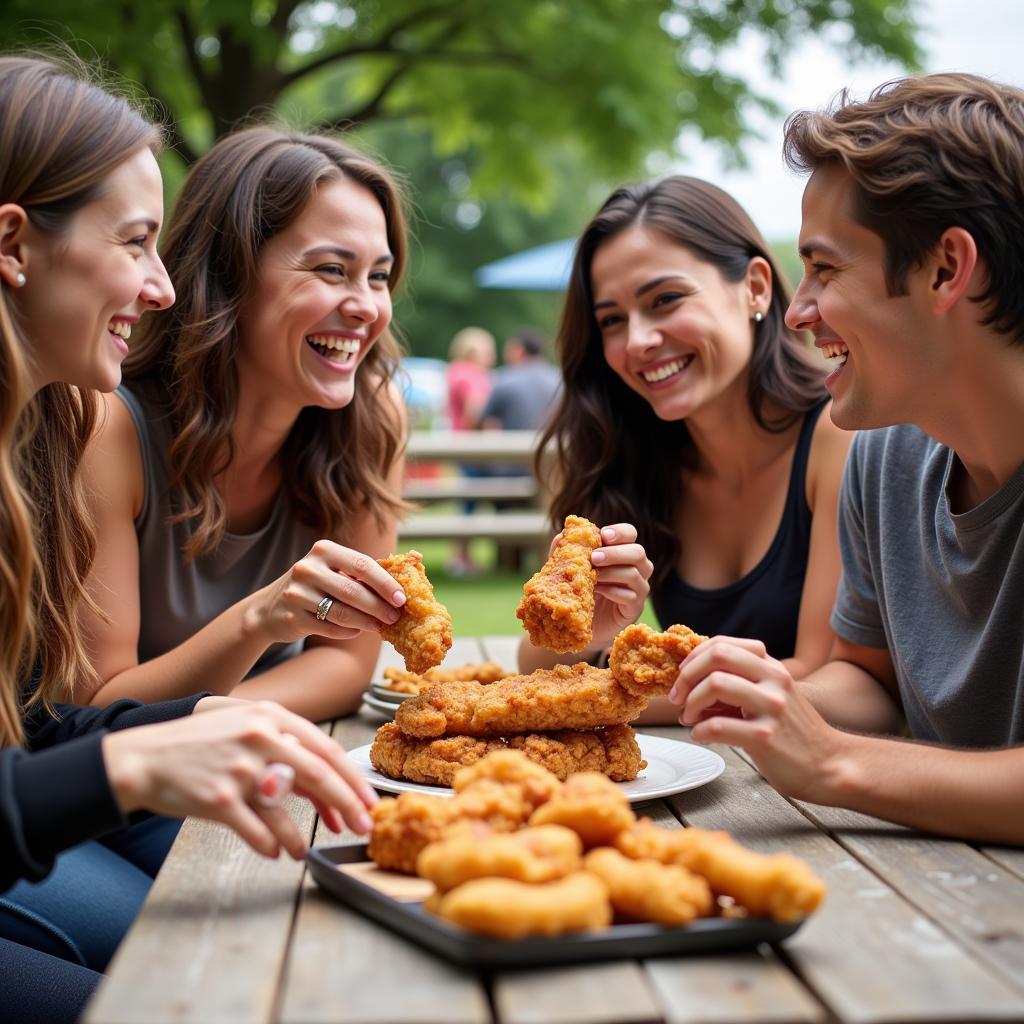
[0,203,30,289]
[927,227,978,315]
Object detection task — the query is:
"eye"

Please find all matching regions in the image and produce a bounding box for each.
[127,235,148,250]
[652,291,683,307]
[315,263,345,277]
[370,269,392,285]
[596,312,623,331]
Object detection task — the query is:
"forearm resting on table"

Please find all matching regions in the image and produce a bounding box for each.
[825,734,1024,846]
[799,660,904,734]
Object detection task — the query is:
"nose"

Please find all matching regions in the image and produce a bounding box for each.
[340,280,384,325]
[625,315,661,357]
[784,275,819,333]
[141,256,175,311]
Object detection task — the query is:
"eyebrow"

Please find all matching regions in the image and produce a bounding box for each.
[798,240,844,261]
[593,274,689,311]
[303,244,393,265]
[119,218,159,233]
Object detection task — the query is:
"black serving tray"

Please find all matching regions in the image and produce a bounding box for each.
[307,844,802,969]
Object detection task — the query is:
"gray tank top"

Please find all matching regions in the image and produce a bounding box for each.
[117,382,316,674]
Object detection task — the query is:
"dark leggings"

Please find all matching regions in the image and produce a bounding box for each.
[0,936,100,1023]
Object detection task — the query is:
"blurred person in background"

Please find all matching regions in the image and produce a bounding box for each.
[445,325,496,575]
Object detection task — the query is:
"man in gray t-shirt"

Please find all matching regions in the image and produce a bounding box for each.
[665,73,1024,846]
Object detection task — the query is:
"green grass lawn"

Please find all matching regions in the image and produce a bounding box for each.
[415,538,659,637]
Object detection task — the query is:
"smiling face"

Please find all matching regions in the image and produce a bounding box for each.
[236,174,393,414]
[590,225,765,423]
[786,163,933,431]
[18,147,174,393]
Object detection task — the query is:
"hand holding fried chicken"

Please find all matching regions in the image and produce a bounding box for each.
[377,550,453,674]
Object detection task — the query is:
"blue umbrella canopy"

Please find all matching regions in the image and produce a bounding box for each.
[474,238,576,291]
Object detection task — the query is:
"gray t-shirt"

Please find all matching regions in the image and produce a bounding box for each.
[832,424,1024,747]
[117,382,316,675]
[481,361,562,431]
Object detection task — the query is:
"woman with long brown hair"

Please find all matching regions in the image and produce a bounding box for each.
[0,57,377,1021]
[520,176,851,722]
[78,128,411,720]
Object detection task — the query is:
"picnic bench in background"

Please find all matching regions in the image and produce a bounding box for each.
[399,429,552,560]
[85,637,1024,1024]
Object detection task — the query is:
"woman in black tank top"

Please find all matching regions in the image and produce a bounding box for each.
[520,177,851,721]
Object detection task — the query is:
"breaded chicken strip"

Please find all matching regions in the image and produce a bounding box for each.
[394,663,647,738]
[614,821,827,923]
[370,723,505,786]
[427,872,612,939]
[583,847,713,925]
[378,550,453,674]
[609,623,708,697]
[417,824,583,892]
[529,771,636,849]
[507,725,647,782]
[382,662,507,694]
[516,515,602,653]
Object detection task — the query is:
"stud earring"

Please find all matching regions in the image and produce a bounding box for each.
[15,273,26,287]
[753,310,763,323]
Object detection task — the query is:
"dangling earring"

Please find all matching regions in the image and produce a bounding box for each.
[753,310,764,323]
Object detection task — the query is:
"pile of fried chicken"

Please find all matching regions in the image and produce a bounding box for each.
[367,749,826,939]
[372,517,706,786]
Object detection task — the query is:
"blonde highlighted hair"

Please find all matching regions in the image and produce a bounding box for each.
[0,55,161,746]
[124,127,409,560]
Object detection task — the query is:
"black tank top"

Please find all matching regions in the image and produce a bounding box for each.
[651,401,828,660]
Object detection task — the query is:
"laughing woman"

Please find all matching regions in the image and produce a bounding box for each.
[520,177,852,722]
[78,128,411,720]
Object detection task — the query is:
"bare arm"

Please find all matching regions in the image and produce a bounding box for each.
[79,389,406,720]
[782,408,853,679]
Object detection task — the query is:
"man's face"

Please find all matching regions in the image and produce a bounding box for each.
[786,164,934,431]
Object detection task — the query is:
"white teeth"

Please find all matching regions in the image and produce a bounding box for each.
[108,321,132,340]
[820,341,849,360]
[642,357,688,383]
[307,335,360,354]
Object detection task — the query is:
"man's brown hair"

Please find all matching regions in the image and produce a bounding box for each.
[784,73,1024,344]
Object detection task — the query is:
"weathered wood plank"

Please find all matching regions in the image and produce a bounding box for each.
[281,719,490,1024]
[980,846,1024,882]
[403,475,538,503]
[663,738,1024,1023]
[633,802,825,1024]
[399,510,550,544]
[493,962,662,1024]
[407,429,539,463]
[86,798,316,1024]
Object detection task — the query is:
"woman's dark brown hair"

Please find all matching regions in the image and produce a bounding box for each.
[0,55,160,745]
[540,175,825,591]
[125,127,409,559]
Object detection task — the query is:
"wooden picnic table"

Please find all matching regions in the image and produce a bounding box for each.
[85,637,1024,1024]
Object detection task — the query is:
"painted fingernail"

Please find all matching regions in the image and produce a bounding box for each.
[388,609,401,624]
[392,590,406,606]
[592,550,606,564]
[356,810,373,833]
[601,527,616,542]
[668,687,679,703]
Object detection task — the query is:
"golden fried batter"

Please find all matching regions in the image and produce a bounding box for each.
[382,662,508,694]
[609,623,708,697]
[377,550,453,674]
[516,515,602,653]
[394,663,647,739]
[428,871,612,939]
[369,723,505,786]
[417,824,583,893]
[453,749,562,814]
[528,771,636,849]
[583,847,713,925]
[507,725,646,782]
[615,822,826,922]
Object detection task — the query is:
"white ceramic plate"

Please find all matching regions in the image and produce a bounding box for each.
[361,692,401,719]
[348,733,725,804]
[368,682,414,704]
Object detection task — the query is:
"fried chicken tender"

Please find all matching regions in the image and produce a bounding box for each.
[394,663,647,738]
[427,871,612,939]
[368,776,538,874]
[370,723,505,786]
[417,824,583,893]
[382,662,507,694]
[453,749,562,813]
[615,822,826,922]
[507,725,647,782]
[583,847,713,925]
[377,550,453,674]
[516,515,602,653]
[609,623,708,697]
[529,771,636,849]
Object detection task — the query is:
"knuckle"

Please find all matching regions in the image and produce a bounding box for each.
[208,782,236,809]
[311,539,332,558]
[351,554,371,575]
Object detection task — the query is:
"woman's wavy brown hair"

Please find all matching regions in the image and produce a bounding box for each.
[0,55,160,746]
[124,128,409,560]
[784,73,1024,344]
[539,176,826,591]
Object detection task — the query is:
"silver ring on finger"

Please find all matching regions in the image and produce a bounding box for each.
[315,595,334,622]
[254,762,295,809]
